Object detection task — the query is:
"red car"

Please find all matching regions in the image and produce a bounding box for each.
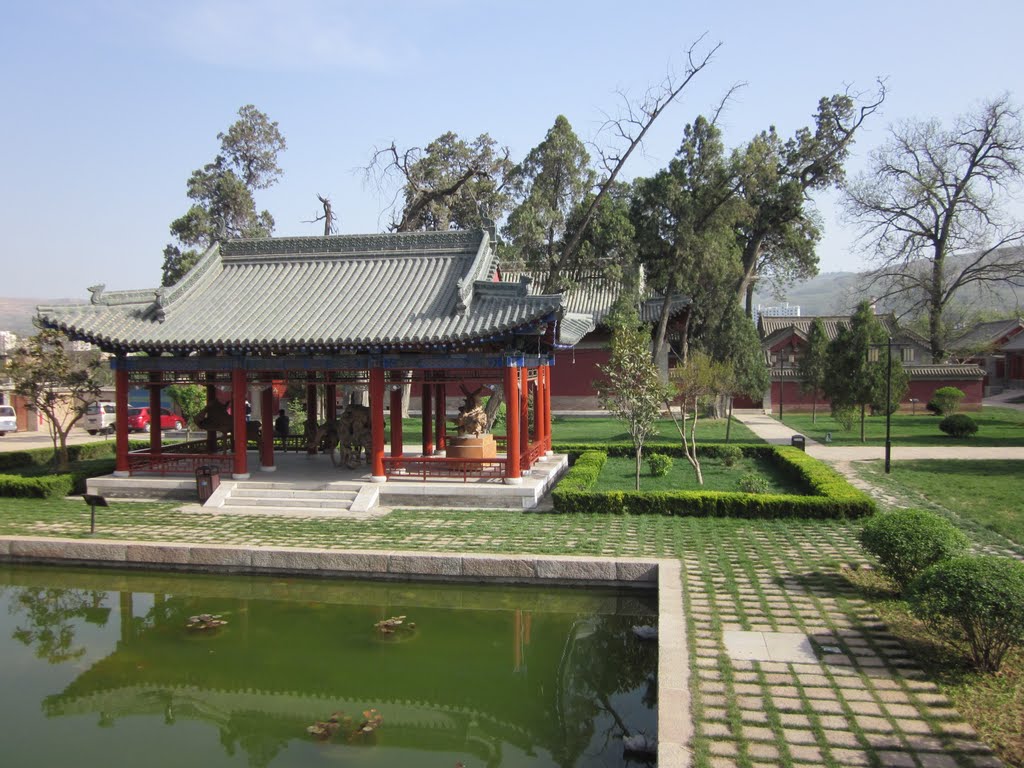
[125,407,184,433]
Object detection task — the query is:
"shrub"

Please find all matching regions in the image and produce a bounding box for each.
[647,453,672,477]
[737,472,768,494]
[859,509,970,592]
[927,386,965,416]
[716,444,743,467]
[831,405,855,431]
[907,556,1024,672]
[939,414,978,438]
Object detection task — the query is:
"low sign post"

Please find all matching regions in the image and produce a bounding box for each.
[82,494,108,535]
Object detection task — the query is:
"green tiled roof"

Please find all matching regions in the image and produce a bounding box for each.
[38,230,573,354]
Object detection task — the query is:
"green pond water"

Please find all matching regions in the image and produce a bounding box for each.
[0,564,657,767]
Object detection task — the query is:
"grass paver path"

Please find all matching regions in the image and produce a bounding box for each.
[0,496,1009,767]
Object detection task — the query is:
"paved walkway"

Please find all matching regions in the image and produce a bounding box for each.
[731,408,1024,462]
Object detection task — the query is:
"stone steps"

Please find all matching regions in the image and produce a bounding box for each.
[221,483,362,513]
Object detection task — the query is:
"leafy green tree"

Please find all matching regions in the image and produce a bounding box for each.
[843,95,1024,361]
[733,87,885,314]
[166,384,206,429]
[822,301,889,441]
[161,105,286,286]
[798,318,829,423]
[595,309,670,490]
[8,328,105,468]
[502,115,596,288]
[367,132,513,232]
[631,116,744,360]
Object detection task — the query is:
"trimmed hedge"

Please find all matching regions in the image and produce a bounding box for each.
[0,439,146,499]
[552,445,875,518]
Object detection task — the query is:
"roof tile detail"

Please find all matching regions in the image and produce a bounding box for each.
[38,230,567,353]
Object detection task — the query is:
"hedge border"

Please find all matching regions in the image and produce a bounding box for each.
[0,440,147,499]
[551,444,875,519]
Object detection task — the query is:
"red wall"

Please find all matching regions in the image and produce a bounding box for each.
[769,378,984,412]
[550,348,611,397]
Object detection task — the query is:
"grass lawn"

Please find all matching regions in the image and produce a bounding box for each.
[550,415,760,444]
[591,454,805,494]
[854,459,1024,549]
[777,406,1024,447]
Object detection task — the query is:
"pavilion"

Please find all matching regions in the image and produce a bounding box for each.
[38,226,593,484]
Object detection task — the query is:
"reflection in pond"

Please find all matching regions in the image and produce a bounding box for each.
[0,565,656,767]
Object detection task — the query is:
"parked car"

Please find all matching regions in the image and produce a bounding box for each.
[84,401,117,435]
[0,405,17,436]
[125,407,184,433]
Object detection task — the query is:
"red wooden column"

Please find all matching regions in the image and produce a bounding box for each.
[389,372,404,458]
[205,379,218,452]
[305,380,318,440]
[231,366,249,479]
[325,380,337,423]
[148,373,162,456]
[370,366,386,481]
[520,367,530,471]
[536,365,546,449]
[434,382,446,454]
[421,374,434,456]
[114,362,130,476]
[543,361,553,452]
[504,363,521,483]
[260,385,275,471]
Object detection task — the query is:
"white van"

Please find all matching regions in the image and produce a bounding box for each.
[84,401,117,435]
[0,405,16,436]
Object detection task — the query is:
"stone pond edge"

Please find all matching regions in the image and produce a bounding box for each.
[0,536,691,766]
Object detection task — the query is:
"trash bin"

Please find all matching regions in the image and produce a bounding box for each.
[196,465,220,503]
[790,434,806,451]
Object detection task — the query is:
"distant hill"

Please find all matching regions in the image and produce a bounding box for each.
[0,297,78,337]
[755,265,1024,319]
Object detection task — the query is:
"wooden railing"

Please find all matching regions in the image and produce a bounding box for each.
[382,455,506,482]
[127,449,233,476]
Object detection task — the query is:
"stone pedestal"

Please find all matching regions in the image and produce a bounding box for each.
[446,433,497,459]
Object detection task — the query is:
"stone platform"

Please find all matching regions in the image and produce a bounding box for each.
[87,450,569,512]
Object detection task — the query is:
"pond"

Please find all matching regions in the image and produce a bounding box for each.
[0,564,657,767]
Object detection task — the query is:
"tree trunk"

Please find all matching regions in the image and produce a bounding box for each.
[860,403,866,443]
[635,446,642,491]
[929,255,946,363]
[735,233,765,315]
[725,397,733,443]
[811,392,817,424]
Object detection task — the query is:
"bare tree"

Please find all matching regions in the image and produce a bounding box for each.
[305,194,337,235]
[844,95,1024,361]
[546,37,725,293]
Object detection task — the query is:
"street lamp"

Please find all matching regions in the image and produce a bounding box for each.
[868,336,895,474]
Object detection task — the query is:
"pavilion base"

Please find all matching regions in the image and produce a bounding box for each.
[86,451,569,511]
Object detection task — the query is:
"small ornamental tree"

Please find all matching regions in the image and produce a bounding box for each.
[595,310,669,490]
[166,384,206,430]
[8,328,105,469]
[666,350,727,485]
[823,301,889,441]
[798,318,829,423]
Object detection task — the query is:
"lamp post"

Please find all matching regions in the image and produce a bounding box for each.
[868,336,894,474]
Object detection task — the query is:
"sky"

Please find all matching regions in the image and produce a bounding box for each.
[2,0,1022,300]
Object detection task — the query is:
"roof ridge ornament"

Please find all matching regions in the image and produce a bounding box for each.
[88,284,106,305]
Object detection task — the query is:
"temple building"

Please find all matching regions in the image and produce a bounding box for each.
[38,227,592,486]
